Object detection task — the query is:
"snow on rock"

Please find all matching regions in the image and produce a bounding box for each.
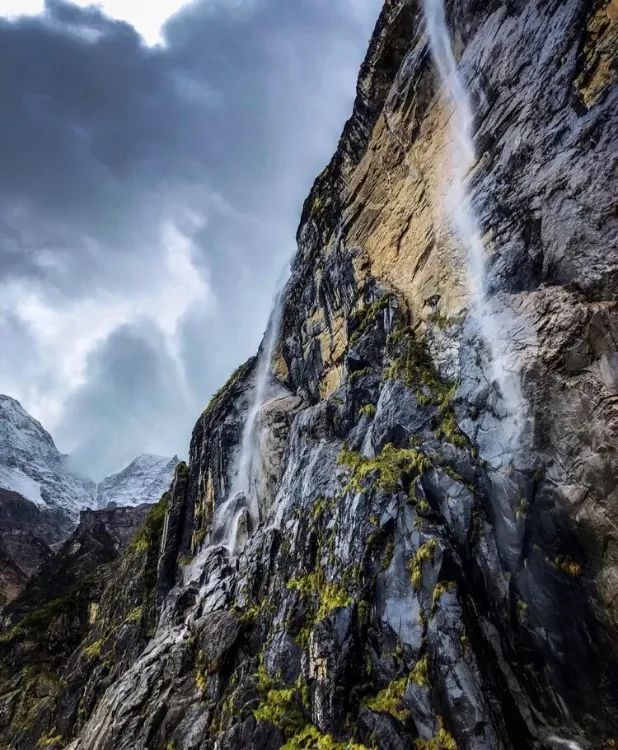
[96,454,179,509]
[0,395,178,527]
[0,395,96,522]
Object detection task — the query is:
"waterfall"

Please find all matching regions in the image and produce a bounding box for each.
[422,0,524,425]
[210,275,287,555]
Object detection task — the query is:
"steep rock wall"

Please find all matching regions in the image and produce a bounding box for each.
[0,1,616,749]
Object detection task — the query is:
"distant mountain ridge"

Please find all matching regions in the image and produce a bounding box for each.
[0,394,178,521]
[0,394,178,602]
[96,454,179,509]
[0,395,96,523]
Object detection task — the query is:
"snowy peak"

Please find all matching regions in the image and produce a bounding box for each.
[0,396,178,525]
[96,454,179,509]
[0,395,96,518]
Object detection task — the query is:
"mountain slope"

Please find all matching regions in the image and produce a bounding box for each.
[0,1,616,749]
[96,454,179,509]
[0,396,96,526]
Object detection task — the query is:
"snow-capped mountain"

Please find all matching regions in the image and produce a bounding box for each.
[0,395,178,526]
[96,454,179,509]
[0,395,96,523]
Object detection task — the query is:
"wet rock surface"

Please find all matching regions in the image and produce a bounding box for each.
[0,1,617,749]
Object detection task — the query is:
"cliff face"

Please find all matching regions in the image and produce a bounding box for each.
[1,1,616,749]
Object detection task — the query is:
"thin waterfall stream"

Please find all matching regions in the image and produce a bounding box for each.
[422,0,525,431]
[185,274,288,584]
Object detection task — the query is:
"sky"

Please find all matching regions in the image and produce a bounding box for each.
[0,0,382,480]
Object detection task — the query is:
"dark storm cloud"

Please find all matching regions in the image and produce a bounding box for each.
[0,0,382,478]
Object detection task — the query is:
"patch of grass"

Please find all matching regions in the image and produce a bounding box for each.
[410,654,429,687]
[129,493,170,555]
[124,606,143,624]
[408,539,438,589]
[338,442,431,494]
[349,295,392,344]
[365,675,409,722]
[415,717,458,749]
[282,725,371,749]
[431,581,457,612]
[358,403,376,418]
[82,638,104,659]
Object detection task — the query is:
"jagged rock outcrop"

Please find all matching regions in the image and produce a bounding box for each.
[0,489,58,603]
[0,503,154,747]
[1,1,616,749]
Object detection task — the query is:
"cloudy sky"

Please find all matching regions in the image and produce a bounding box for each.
[0,0,381,479]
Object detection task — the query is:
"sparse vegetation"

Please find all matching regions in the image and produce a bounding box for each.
[129,493,170,555]
[431,581,457,611]
[410,654,429,687]
[366,675,409,722]
[83,638,104,659]
[349,295,392,343]
[408,539,438,589]
[553,556,582,577]
[415,717,458,749]
[124,606,143,624]
[338,442,430,494]
[282,725,371,749]
[358,403,376,418]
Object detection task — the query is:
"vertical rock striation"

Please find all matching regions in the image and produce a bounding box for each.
[0,2,616,749]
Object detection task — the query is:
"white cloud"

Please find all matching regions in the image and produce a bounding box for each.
[0,0,196,45]
[0,216,213,434]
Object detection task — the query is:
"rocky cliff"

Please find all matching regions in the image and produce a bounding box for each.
[0,1,616,749]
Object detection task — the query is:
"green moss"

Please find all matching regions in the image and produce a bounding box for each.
[415,718,458,749]
[431,581,457,611]
[282,725,371,749]
[381,540,394,571]
[358,403,376,418]
[357,600,370,627]
[349,366,371,383]
[195,669,208,693]
[37,734,63,748]
[237,602,262,624]
[3,591,82,641]
[253,661,305,736]
[408,539,438,589]
[350,295,392,343]
[129,493,170,554]
[82,638,104,659]
[312,194,325,212]
[365,676,409,722]
[435,412,468,449]
[338,442,431,494]
[312,497,328,520]
[410,655,429,687]
[288,568,351,625]
[254,686,303,733]
[384,327,468,449]
[124,606,143,624]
